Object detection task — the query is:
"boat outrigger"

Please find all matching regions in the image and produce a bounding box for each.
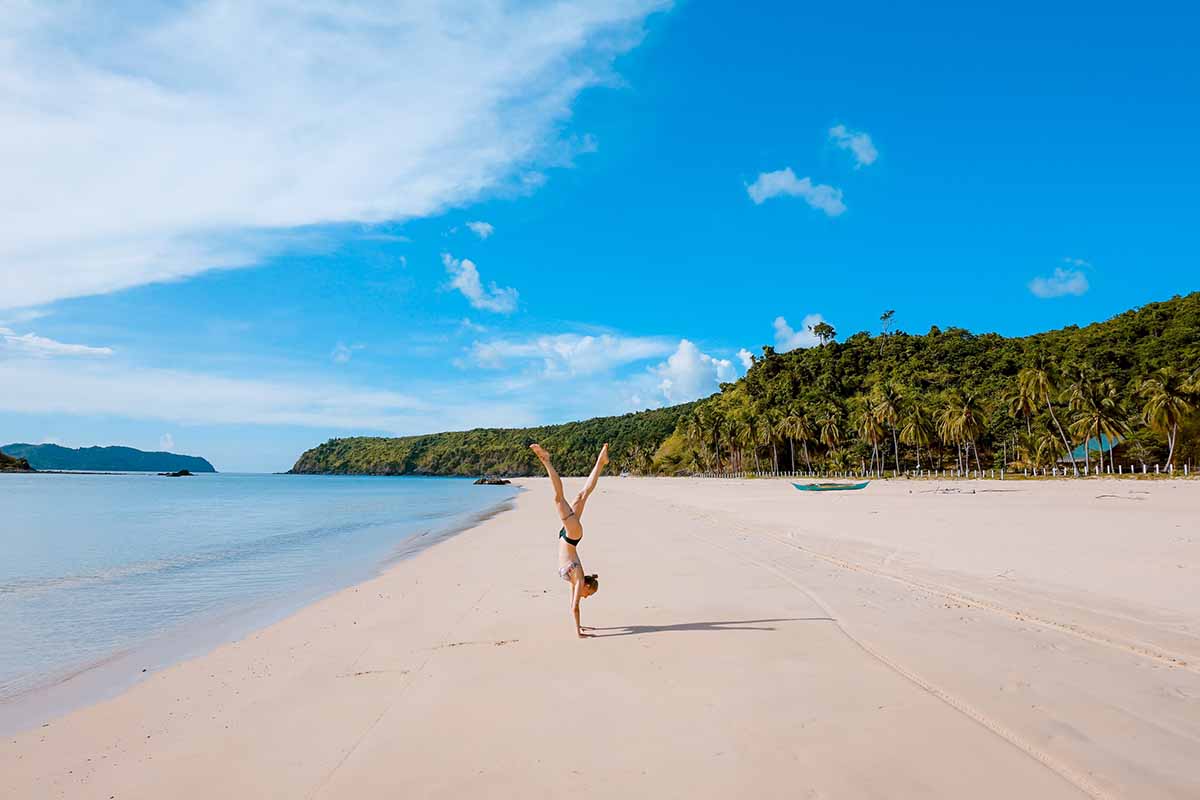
[792,481,870,492]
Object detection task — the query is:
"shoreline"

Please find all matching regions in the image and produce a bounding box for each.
[4,477,1198,798]
[0,488,521,738]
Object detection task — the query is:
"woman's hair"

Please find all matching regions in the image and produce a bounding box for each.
[583,573,599,593]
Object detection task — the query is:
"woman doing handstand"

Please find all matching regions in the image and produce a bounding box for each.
[529,443,608,638]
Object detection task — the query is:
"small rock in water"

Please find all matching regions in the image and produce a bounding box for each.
[473,476,511,485]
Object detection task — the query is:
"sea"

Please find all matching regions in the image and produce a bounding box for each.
[0,472,518,733]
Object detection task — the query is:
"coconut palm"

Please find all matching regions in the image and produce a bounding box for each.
[1019,356,1078,475]
[759,409,780,472]
[780,407,815,473]
[1138,367,1193,469]
[1006,376,1038,436]
[685,413,709,470]
[1068,375,1127,474]
[937,389,987,473]
[853,398,886,474]
[738,417,761,473]
[817,406,843,474]
[872,382,904,474]
[899,399,935,470]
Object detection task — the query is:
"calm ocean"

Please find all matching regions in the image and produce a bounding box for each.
[0,473,517,728]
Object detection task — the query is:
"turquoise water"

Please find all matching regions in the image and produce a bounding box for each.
[0,473,516,709]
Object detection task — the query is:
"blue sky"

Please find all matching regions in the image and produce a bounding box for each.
[2,1,1197,471]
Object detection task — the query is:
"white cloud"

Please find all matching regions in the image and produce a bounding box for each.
[652,339,735,403]
[0,327,113,358]
[736,348,755,370]
[773,314,826,351]
[1029,267,1089,298]
[0,1,668,310]
[0,358,431,430]
[459,318,488,334]
[470,333,672,376]
[746,169,846,216]
[331,342,365,364]
[829,124,878,168]
[159,433,175,452]
[466,221,495,239]
[442,253,519,314]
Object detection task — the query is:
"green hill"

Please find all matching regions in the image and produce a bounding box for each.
[290,403,697,476]
[1,444,217,473]
[290,292,1200,477]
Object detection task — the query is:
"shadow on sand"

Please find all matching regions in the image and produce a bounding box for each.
[586,617,834,638]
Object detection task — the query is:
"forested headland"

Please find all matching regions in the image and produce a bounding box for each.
[290,403,696,476]
[292,292,1200,477]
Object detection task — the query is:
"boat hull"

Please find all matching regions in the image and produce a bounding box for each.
[791,481,870,492]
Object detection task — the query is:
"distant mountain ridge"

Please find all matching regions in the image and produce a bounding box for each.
[1,443,216,473]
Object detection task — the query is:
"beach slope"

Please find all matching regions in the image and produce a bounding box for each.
[3,478,1198,798]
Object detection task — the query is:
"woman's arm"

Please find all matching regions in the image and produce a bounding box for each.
[571,578,587,638]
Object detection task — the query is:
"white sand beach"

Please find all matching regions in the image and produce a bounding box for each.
[4,477,1199,799]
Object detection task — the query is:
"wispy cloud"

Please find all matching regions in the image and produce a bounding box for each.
[331,342,365,364]
[466,221,495,239]
[829,124,878,168]
[0,327,113,358]
[747,169,846,216]
[0,1,668,309]
[469,333,673,376]
[773,314,826,351]
[443,254,519,314]
[159,433,175,452]
[1029,261,1090,298]
[0,359,436,431]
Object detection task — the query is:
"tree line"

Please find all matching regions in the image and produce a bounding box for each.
[655,293,1200,477]
[289,293,1200,477]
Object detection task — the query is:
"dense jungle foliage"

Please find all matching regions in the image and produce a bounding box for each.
[290,402,697,476]
[292,293,1200,477]
[664,292,1200,476]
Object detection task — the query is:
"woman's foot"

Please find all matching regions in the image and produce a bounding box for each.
[598,443,609,467]
[529,443,551,463]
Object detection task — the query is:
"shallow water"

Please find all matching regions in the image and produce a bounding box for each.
[0,473,517,707]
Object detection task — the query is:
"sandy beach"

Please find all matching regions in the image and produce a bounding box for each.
[3,477,1199,799]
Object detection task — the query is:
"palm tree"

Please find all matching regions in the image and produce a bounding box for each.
[1019,356,1078,475]
[1068,375,1128,474]
[1139,367,1193,470]
[817,405,843,473]
[780,407,815,473]
[899,398,935,470]
[759,409,780,472]
[738,417,761,473]
[685,413,709,470]
[937,389,986,473]
[1006,376,1038,437]
[854,398,886,474]
[873,382,904,474]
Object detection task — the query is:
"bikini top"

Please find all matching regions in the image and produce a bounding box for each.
[559,527,581,547]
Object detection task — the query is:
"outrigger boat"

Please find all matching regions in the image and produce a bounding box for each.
[792,481,870,492]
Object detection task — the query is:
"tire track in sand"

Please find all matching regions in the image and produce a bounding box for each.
[758,530,1197,675]
[685,522,1109,800]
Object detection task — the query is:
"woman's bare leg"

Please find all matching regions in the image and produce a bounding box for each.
[529,444,574,522]
[571,443,609,518]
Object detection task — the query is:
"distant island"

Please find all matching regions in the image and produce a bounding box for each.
[290,292,1199,478]
[1,443,217,473]
[0,450,35,472]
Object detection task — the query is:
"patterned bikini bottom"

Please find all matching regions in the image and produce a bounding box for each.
[558,560,581,581]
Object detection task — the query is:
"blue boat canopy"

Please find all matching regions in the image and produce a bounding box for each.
[1068,433,1121,460]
